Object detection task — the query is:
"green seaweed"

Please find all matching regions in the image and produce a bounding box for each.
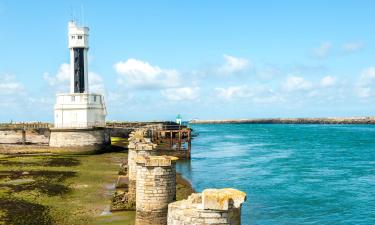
[0,197,53,225]
[0,152,134,225]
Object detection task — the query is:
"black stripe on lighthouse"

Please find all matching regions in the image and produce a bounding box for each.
[73,48,85,93]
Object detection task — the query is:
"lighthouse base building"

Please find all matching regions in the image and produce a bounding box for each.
[49,127,110,150]
[53,93,106,128]
[49,21,110,150]
[49,93,110,149]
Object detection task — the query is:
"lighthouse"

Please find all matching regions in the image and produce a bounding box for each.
[53,21,107,129]
[50,21,110,150]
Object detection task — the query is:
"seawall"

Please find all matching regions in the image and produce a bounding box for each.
[0,128,50,145]
[189,117,375,124]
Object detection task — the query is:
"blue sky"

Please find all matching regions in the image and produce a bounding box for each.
[1,0,375,122]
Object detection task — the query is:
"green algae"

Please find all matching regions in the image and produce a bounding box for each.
[0,152,135,225]
[0,136,192,225]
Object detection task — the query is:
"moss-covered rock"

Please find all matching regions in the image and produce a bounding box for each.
[110,190,136,211]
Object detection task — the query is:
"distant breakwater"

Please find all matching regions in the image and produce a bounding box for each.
[189,117,375,124]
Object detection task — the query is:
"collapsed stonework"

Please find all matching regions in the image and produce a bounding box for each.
[135,155,178,225]
[168,188,247,225]
[128,129,158,208]
[111,129,158,211]
[128,129,157,183]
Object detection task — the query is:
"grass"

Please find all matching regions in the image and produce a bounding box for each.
[0,152,135,225]
[0,137,194,225]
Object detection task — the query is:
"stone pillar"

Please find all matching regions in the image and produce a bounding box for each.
[135,155,178,225]
[168,188,247,225]
[127,130,157,207]
[21,129,26,145]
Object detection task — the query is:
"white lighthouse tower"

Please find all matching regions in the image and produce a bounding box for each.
[49,21,110,150]
[53,21,107,129]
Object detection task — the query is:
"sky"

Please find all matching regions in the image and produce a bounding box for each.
[1,0,375,122]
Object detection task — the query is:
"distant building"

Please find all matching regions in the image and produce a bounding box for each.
[53,21,107,128]
[176,114,182,125]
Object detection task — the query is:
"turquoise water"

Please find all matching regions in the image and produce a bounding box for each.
[176,124,375,225]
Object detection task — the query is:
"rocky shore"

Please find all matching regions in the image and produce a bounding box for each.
[189,117,375,124]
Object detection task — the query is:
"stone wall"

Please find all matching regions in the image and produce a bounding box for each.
[49,128,110,149]
[135,155,177,225]
[168,188,246,225]
[0,129,50,144]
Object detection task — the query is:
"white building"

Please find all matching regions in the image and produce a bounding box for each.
[54,21,107,129]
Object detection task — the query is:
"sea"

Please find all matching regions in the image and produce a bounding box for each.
[176,124,375,225]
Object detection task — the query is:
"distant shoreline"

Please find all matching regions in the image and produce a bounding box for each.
[189,117,375,124]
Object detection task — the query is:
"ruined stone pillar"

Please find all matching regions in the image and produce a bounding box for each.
[21,129,26,145]
[127,144,138,201]
[135,155,178,225]
[127,133,157,207]
[168,188,247,225]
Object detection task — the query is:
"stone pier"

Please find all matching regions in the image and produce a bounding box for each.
[135,155,178,225]
[168,188,247,225]
[127,129,158,208]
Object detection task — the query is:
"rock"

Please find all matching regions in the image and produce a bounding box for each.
[110,190,136,211]
[118,163,128,175]
[202,188,247,210]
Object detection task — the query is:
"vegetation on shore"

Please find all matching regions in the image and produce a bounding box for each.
[0,138,194,225]
[0,152,135,225]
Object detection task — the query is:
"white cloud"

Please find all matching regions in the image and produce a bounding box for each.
[313,42,332,58]
[218,54,250,74]
[342,41,363,52]
[43,63,70,92]
[89,72,105,94]
[215,85,281,104]
[161,87,199,101]
[356,67,375,98]
[282,76,312,92]
[0,74,24,95]
[320,76,336,87]
[115,58,180,89]
[0,74,30,116]
[215,85,252,100]
[43,63,105,93]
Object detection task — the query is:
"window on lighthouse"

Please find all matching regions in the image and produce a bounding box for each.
[78,35,82,39]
